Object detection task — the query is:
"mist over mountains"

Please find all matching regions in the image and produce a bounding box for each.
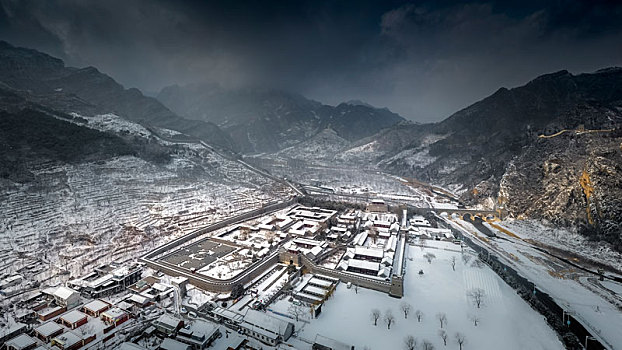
[158,83,405,153]
[0,40,621,250]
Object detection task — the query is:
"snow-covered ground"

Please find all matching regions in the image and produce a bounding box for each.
[491,219,622,272]
[0,114,295,298]
[450,217,622,350]
[295,241,564,350]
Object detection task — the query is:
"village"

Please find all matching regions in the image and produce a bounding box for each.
[0,195,570,350]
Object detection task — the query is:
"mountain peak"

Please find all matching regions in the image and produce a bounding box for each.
[344,99,375,108]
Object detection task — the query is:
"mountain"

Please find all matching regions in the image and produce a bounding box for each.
[0,41,234,150]
[367,68,622,249]
[157,83,405,153]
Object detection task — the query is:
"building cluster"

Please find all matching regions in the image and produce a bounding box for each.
[330,204,401,280]
[291,274,339,307]
[2,283,131,350]
[405,215,455,241]
[67,263,142,299]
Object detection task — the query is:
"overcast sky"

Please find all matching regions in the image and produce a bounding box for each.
[1,0,621,122]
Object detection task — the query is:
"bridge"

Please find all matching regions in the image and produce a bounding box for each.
[407,206,499,220]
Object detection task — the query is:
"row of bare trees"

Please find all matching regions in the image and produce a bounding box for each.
[403,332,466,350]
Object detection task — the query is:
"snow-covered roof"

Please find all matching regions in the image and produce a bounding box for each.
[354,246,384,259]
[309,278,333,288]
[102,308,126,319]
[119,342,148,350]
[52,331,82,347]
[154,314,182,329]
[353,231,368,246]
[129,293,150,305]
[243,309,292,337]
[5,334,36,350]
[170,276,188,285]
[304,285,328,296]
[83,299,109,312]
[381,256,394,266]
[0,323,27,338]
[53,286,79,300]
[309,246,323,257]
[378,266,392,278]
[314,334,353,350]
[60,310,87,324]
[159,338,191,350]
[152,282,172,292]
[35,322,63,337]
[347,259,380,272]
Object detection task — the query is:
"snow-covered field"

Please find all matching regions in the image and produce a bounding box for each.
[297,241,564,350]
[449,217,622,350]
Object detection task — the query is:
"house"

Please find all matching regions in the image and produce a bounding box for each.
[367,199,388,212]
[128,293,151,307]
[52,287,81,309]
[37,306,66,321]
[5,334,37,350]
[0,275,23,289]
[346,259,380,276]
[158,338,191,350]
[119,343,148,350]
[313,334,354,350]
[353,247,384,262]
[175,319,220,349]
[152,314,183,336]
[352,231,368,246]
[239,309,294,346]
[0,322,28,345]
[101,307,129,326]
[59,310,88,330]
[82,299,110,317]
[34,322,64,342]
[51,332,83,350]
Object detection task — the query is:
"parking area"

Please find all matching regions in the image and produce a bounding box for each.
[159,239,237,270]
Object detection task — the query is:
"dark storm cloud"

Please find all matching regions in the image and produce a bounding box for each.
[1,0,621,121]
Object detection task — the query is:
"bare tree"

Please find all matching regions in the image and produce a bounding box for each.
[422,339,435,350]
[415,309,423,322]
[384,309,396,329]
[423,252,436,264]
[404,335,417,350]
[288,304,305,322]
[455,333,466,350]
[371,309,381,326]
[370,226,379,243]
[79,324,94,337]
[468,288,485,308]
[436,312,447,328]
[461,254,471,265]
[469,313,481,326]
[400,302,412,319]
[438,329,448,345]
[450,256,457,271]
[471,258,484,268]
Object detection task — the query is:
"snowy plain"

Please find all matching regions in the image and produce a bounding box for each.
[296,241,564,350]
